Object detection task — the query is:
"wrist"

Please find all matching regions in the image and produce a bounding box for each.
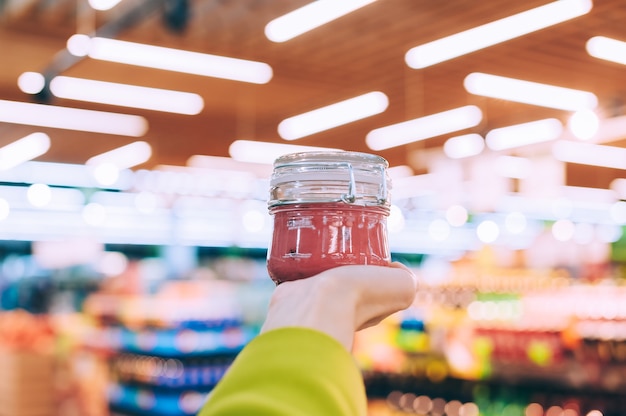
[261,273,358,350]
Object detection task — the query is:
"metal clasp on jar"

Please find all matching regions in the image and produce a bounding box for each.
[340,162,388,205]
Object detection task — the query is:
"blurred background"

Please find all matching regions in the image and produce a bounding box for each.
[1,0,626,415]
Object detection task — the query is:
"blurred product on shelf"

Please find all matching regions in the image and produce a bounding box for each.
[365,377,623,416]
[110,353,233,389]
[0,248,274,416]
[1,230,625,416]
[0,310,57,416]
[0,309,114,416]
[0,350,57,416]
[0,308,56,352]
[0,310,103,416]
[353,246,626,416]
[81,276,270,415]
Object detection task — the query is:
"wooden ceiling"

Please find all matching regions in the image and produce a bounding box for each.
[1,0,626,189]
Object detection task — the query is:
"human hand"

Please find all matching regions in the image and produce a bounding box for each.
[260,263,417,350]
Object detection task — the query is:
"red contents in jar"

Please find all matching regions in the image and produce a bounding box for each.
[267,203,390,284]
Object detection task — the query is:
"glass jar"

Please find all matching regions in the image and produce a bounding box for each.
[266,151,392,284]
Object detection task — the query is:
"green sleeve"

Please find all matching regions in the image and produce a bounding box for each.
[198,327,367,416]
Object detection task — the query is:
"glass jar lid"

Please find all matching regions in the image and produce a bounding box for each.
[268,151,391,208]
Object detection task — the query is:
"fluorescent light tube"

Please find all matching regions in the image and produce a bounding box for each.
[0,199,8,221]
[0,184,85,210]
[67,35,273,84]
[17,72,45,94]
[278,91,388,140]
[87,141,152,169]
[464,72,597,111]
[365,105,482,151]
[0,161,133,189]
[589,115,626,144]
[405,0,592,68]
[561,114,626,144]
[141,165,259,198]
[387,165,414,179]
[611,178,626,199]
[567,110,599,140]
[265,0,377,43]
[88,0,121,11]
[587,36,626,66]
[486,118,563,151]
[228,140,342,164]
[0,133,51,171]
[392,174,438,200]
[494,155,532,179]
[443,133,485,159]
[552,140,626,170]
[0,99,148,136]
[561,185,617,204]
[49,76,204,115]
[187,155,273,178]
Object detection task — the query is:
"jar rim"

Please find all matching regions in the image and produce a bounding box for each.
[268,150,391,208]
[273,150,388,168]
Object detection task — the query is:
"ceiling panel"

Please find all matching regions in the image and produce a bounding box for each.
[1,0,625,188]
